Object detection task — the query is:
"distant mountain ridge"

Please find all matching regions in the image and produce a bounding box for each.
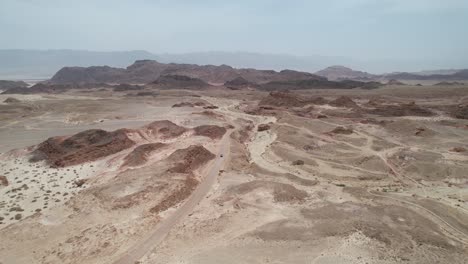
[316,65,468,82]
[0,49,157,79]
[2,49,468,80]
[384,69,468,81]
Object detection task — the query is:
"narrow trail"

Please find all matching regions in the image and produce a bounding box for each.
[112,132,232,264]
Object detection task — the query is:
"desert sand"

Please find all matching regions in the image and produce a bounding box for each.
[0,84,468,263]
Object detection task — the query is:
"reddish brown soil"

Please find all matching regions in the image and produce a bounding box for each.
[144,120,187,138]
[194,125,227,139]
[31,129,135,167]
[329,96,359,108]
[122,143,166,167]
[0,175,8,186]
[168,145,216,173]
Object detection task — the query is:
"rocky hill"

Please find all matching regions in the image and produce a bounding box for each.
[0,80,28,91]
[384,69,468,81]
[259,78,382,91]
[315,66,377,81]
[224,76,257,89]
[49,60,323,85]
[316,66,468,82]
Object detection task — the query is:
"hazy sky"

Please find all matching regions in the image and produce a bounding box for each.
[1,0,468,61]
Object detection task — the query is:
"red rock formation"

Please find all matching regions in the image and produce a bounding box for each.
[122,143,166,167]
[144,120,187,139]
[31,129,135,167]
[329,96,359,108]
[194,125,227,139]
[168,145,216,173]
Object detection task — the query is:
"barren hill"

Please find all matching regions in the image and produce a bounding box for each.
[0,80,28,90]
[315,65,377,81]
[259,78,381,91]
[384,69,468,81]
[49,60,323,85]
[224,76,257,89]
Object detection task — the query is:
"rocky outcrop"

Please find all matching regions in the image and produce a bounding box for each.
[3,97,21,103]
[257,124,271,131]
[168,145,216,173]
[194,125,227,139]
[328,126,354,135]
[122,143,166,167]
[30,129,135,167]
[144,120,188,139]
[450,147,466,153]
[0,175,8,186]
[329,96,359,108]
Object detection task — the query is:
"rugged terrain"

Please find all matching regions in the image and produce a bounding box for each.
[0,83,467,264]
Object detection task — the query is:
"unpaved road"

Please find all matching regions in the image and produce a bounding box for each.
[112,133,231,264]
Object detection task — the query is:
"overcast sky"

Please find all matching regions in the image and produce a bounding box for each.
[1,0,467,63]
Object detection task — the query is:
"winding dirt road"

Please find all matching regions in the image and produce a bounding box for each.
[112,133,231,264]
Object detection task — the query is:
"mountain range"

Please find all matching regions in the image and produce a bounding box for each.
[315,66,468,82]
[49,60,323,85]
[27,60,468,87]
[1,49,468,80]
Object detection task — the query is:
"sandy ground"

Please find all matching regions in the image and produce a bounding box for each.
[0,86,468,263]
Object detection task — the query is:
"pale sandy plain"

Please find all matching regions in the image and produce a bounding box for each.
[0,85,467,264]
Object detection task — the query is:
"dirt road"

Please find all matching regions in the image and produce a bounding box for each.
[112,133,231,264]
